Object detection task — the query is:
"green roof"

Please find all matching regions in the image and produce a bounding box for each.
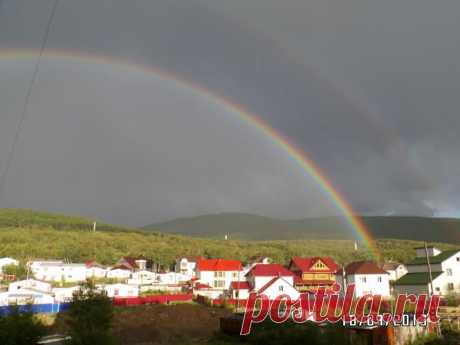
[406,250,460,265]
[394,272,443,286]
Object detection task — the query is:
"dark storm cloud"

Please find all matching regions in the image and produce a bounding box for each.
[1,0,460,224]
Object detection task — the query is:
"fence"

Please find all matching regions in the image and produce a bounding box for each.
[0,303,70,316]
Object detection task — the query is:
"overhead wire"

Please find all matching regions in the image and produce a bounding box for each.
[0,0,60,201]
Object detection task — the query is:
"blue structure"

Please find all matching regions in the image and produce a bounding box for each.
[0,303,70,316]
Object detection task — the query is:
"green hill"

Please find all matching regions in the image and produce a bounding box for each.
[0,208,129,232]
[0,209,458,266]
[144,213,460,243]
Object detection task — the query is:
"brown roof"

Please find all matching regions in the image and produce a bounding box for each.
[345,261,388,275]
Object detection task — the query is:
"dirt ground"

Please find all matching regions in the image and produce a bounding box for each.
[111,303,234,345]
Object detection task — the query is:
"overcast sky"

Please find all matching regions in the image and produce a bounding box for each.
[1,0,460,226]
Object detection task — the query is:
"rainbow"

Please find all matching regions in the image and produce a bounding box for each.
[0,48,380,259]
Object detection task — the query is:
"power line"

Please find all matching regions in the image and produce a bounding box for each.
[0,0,60,201]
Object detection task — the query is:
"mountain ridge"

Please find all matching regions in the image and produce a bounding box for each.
[144,213,460,243]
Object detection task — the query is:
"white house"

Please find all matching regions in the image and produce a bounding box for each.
[106,266,132,280]
[100,283,139,298]
[52,286,81,303]
[194,259,243,298]
[0,257,19,272]
[256,276,300,301]
[382,262,408,281]
[30,261,87,283]
[343,261,391,298]
[394,247,460,296]
[242,263,299,300]
[245,264,295,291]
[229,281,251,300]
[85,261,108,279]
[9,279,52,293]
[175,256,203,278]
[128,270,157,285]
[0,289,54,306]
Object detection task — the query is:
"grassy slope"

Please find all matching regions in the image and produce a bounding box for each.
[144,212,460,243]
[0,209,458,267]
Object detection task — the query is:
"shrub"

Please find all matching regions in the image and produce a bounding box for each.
[0,306,46,345]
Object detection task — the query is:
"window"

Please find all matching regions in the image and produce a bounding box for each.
[360,277,367,283]
[279,285,284,292]
[446,269,453,276]
[457,257,460,262]
[232,272,238,279]
[435,287,440,292]
[448,283,454,290]
[377,276,382,283]
[213,280,225,288]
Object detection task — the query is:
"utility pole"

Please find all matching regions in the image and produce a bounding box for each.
[424,242,441,336]
[424,242,435,298]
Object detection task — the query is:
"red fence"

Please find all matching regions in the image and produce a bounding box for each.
[113,294,193,306]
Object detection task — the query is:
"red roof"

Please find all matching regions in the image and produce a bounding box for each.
[246,264,294,277]
[257,276,295,294]
[197,259,242,271]
[289,257,340,274]
[345,261,388,275]
[230,281,251,290]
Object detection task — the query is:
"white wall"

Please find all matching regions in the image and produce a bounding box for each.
[176,258,197,277]
[32,263,87,282]
[86,267,107,279]
[0,289,54,306]
[107,269,132,280]
[52,286,80,302]
[198,270,242,290]
[347,274,390,297]
[101,284,139,298]
[440,252,460,294]
[259,278,299,301]
[9,279,52,293]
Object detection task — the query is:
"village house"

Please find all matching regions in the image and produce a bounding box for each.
[85,261,108,279]
[8,279,52,293]
[229,281,251,300]
[382,262,408,281]
[288,257,340,292]
[115,256,148,271]
[106,265,132,280]
[100,283,139,298]
[128,270,157,285]
[30,261,87,283]
[244,263,299,300]
[342,261,391,298]
[194,259,243,299]
[0,289,54,306]
[256,276,300,301]
[52,286,81,303]
[174,256,203,278]
[1,279,55,306]
[394,247,460,296]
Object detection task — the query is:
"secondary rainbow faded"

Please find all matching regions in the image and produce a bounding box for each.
[0,48,381,259]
